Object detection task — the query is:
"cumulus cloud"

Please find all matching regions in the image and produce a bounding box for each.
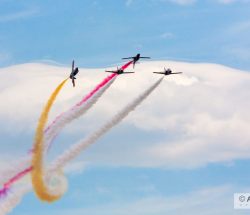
[0,61,250,169]
[41,185,236,215]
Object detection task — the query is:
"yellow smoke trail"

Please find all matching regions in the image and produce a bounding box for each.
[31,78,68,202]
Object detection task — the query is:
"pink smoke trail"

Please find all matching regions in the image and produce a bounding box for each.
[44,60,132,134]
[0,76,163,214]
[0,167,32,198]
[0,60,133,196]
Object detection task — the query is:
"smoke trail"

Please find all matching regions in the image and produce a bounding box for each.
[31,64,134,202]
[0,75,117,192]
[49,77,164,173]
[0,167,32,197]
[44,59,132,143]
[0,158,30,186]
[0,61,133,190]
[44,74,117,150]
[0,77,163,214]
[0,184,31,215]
[31,78,68,202]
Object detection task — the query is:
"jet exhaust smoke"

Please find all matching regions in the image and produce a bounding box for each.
[0,60,150,213]
[0,61,134,190]
[31,78,68,202]
[0,74,117,195]
[50,77,164,172]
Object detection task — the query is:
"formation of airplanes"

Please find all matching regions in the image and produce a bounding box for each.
[69,53,182,87]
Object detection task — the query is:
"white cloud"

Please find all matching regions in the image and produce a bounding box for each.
[40,185,237,215]
[0,61,250,169]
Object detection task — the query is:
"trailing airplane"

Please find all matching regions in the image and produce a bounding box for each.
[105,66,134,75]
[70,60,79,87]
[153,68,182,75]
[122,53,150,68]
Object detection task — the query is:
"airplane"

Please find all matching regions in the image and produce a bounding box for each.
[70,60,79,87]
[153,68,182,75]
[122,53,150,68]
[105,66,134,75]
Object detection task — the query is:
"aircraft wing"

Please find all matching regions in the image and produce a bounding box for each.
[122,57,133,59]
[123,72,135,74]
[171,72,182,74]
[140,57,150,59]
[153,72,164,74]
[105,70,116,73]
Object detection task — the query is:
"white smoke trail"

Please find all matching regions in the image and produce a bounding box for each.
[44,76,116,150]
[49,77,164,172]
[0,77,164,214]
[0,158,30,186]
[0,77,116,187]
[0,184,31,215]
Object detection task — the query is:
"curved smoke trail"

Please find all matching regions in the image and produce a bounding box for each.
[44,60,133,149]
[0,77,163,214]
[0,76,117,213]
[0,73,117,194]
[31,78,68,202]
[31,63,134,202]
[44,74,117,151]
[0,61,133,190]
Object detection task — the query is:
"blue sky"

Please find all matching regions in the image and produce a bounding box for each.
[1,1,250,215]
[0,0,250,69]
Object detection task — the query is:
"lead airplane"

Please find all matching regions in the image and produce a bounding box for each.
[122,53,150,68]
[70,60,79,87]
[153,68,182,75]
